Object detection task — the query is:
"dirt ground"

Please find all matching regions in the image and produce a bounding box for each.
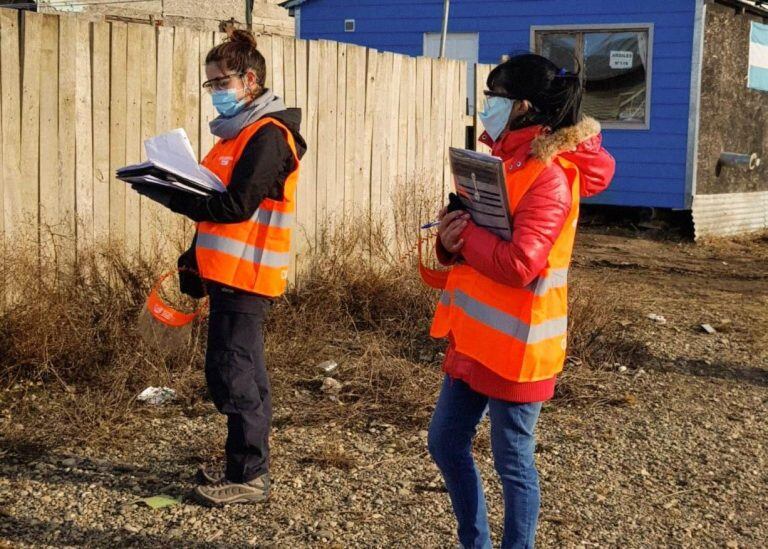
[1,229,766,548]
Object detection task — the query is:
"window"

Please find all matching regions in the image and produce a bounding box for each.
[344,19,356,32]
[424,32,480,115]
[532,25,653,129]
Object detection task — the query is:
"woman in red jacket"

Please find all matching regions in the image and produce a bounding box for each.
[427,54,615,548]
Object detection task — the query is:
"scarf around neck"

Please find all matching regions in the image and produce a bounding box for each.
[209,89,287,140]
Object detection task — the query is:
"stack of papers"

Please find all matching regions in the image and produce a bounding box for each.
[117,129,225,196]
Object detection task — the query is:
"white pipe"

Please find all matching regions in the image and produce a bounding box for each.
[439,0,450,58]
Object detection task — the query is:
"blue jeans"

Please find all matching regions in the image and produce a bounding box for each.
[428,376,543,549]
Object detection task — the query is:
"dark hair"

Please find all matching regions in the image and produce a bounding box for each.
[206,29,266,88]
[487,53,583,131]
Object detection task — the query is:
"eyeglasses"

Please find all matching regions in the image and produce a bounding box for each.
[483,90,515,100]
[202,73,243,92]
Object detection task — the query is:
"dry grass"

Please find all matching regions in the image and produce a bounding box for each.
[0,237,206,450]
[554,278,639,406]
[0,212,632,451]
[266,215,444,427]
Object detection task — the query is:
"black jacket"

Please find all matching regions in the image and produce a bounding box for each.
[174,108,307,297]
[169,108,307,223]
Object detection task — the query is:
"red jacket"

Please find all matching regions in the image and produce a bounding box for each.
[438,118,615,402]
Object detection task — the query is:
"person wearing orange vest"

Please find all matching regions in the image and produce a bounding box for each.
[426,54,615,548]
[132,30,306,506]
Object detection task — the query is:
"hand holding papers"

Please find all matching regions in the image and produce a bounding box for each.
[448,147,513,241]
[117,129,226,197]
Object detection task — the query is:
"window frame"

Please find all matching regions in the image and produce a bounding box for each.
[530,23,655,131]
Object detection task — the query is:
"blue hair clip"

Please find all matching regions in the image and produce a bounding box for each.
[557,68,568,77]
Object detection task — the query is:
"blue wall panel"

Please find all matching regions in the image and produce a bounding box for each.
[297,0,697,209]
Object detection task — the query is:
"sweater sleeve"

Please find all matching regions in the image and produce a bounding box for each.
[167,124,293,223]
[459,164,572,287]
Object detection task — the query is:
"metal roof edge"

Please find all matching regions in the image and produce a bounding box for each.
[711,0,768,18]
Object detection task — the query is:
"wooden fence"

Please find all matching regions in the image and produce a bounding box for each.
[0,7,482,275]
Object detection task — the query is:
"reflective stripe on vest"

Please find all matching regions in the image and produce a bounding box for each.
[439,289,568,344]
[251,207,294,229]
[196,117,299,296]
[524,267,569,296]
[197,232,292,269]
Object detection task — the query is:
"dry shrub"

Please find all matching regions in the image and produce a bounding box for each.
[268,214,630,425]
[556,277,637,406]
[567,277,625,366]
[0,236,206,449]
[266,216,444,427]
[1,198,633,450]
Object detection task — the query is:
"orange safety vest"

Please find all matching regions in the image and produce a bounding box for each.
[430,154,581,382]
[196,117,300,297]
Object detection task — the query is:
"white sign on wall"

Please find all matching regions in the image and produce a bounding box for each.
[609,50,634,70]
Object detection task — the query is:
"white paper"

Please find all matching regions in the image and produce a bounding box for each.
[610,50,634,70]
[143,129,226,193]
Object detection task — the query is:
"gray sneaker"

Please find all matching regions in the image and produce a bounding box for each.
[196,464,225,485]
[192,473,270,506]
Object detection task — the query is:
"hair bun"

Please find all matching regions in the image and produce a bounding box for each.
[227,29,258,49]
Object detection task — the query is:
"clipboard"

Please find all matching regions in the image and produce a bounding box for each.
[117,128,226,196]
[449,147,513,241]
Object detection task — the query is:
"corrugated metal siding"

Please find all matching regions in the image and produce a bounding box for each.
[298,0,696,210]
[692,191,768,238]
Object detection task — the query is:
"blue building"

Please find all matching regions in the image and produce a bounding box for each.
[281,0,768,236]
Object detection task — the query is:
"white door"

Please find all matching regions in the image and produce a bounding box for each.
[424,32,480,115]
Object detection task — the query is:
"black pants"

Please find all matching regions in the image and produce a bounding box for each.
[205,283,272,483]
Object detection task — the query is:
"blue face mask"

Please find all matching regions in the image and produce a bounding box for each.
[211,89,249,118]
[479,96,515,142]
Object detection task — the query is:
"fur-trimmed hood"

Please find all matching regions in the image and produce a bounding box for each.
[531,116,614,198]
[480,115,615,198]
[531,116,602,164]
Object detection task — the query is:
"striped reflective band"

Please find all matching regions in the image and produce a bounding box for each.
[197,232,291,269]
[525,268,569,296]
[439,289,567,344]
[251,208,294,229]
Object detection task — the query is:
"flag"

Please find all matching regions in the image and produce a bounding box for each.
[748,21,768,92]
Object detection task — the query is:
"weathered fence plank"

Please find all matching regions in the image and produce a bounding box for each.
[58,15,77,268]
[125,24,143,256]
[19,12,41,244]
[91,21,110,245]
[109,23,128,246]
[294,38,315,262]
[155,26,180,257]
[334,43,347,222]
[140,24,159,259]
[1,11,25,243]
[343,44,367,224]
[38,14,59,263]
[75,18,94,255]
